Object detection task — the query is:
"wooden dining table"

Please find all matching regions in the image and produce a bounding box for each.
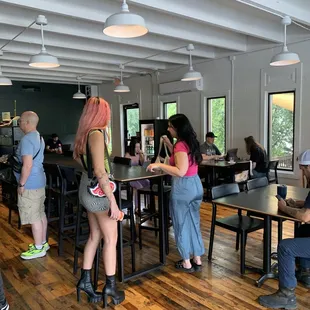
[213,184,309,287]
[44,153,168,282]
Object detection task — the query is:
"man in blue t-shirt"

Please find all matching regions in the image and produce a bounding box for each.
[15,111,49,260]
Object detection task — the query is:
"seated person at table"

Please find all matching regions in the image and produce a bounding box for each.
[125,138,150,212]
[258,150,310,309]
[46,133,63,154]
[244,136,268,179]
[200,132,222,160]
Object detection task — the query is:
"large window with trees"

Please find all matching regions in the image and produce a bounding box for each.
[268,91,295,171]
[163,101,177,119]
[207,97,226,154]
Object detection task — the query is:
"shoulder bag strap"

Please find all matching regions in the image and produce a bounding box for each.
[103,130,114,179]
[33,136,42,160]
[80,132,94,179]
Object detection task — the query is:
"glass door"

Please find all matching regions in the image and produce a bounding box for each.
[123,103,139,151]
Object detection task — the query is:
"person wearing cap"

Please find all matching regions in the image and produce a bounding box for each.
[200,132,222,160]
[258,149,310,309]
[46,133,63,154]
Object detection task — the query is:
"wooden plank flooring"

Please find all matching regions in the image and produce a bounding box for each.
[0,202,309,309]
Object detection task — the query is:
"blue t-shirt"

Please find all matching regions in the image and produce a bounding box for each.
[15,131,46,189]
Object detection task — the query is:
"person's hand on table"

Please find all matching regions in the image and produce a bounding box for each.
[146,163,161,172]
[278,199,286,211]
[285,198,296,207]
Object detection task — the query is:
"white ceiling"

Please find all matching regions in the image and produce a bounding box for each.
[0,0,309,85]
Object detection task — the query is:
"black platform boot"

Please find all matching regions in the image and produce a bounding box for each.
[102,275,125,308]
[76,269,102,303]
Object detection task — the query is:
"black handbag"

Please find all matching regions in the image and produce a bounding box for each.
[8,137,42,174]
[81,130,116,198]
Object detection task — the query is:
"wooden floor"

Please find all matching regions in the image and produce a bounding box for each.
[0,202,310,310]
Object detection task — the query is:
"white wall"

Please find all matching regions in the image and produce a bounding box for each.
[99,40,310,185]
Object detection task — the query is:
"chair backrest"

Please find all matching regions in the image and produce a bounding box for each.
[268,160,279,171]
[113,156,131,166]
[43,163,62,189]
[211,183,240,200]
[246,176,268,191]
[58,165,78,193]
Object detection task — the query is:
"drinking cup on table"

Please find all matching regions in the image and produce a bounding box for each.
[277,185,287,200]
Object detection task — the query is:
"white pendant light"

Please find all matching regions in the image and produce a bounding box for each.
[103,0,148,38]
[270,16,300,67]
[73,77,87,99]
[114,65,130,93]
[0,52,12,86]
[181,44,202,81]
[29,15,60,69]
[0,67,12,86]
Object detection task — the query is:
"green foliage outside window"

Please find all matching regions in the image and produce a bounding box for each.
[165,102,177,119]
[209,98,226,154]
[269,93,294,170]
[127,108,140,137]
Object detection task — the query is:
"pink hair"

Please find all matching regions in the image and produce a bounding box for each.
[73,97,111,159]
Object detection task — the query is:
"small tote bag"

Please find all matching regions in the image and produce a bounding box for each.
[155,137,170,165]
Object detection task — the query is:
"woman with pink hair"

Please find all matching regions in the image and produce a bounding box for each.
[74,97,124,307]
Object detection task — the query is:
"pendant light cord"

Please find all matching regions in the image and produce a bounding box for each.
[0,20,36,51]
[40,24,46,51]
[121,0,129,12]
[189,49,193,70]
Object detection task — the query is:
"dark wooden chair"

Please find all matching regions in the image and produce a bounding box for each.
[246,176,284,245]
[246,177,269,191]
[267,160,279,184]
[208,183,264,274]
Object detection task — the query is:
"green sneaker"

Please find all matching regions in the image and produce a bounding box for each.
[21,247,46,260]
[28,242,50,252]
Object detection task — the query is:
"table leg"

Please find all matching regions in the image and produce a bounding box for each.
[158,176,166,264]
[256,215,278,287]
[116,181,124,282]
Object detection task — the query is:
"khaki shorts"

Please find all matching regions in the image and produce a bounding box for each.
[18,188,46,225]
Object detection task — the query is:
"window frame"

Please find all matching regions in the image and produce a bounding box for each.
[267,90,296,172]
[163,101,177,119]
[206,96,227,154]
[123,103,139,150]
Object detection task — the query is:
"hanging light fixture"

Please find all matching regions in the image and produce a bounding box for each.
[270,16,300,66]
[0,52,12,86]
[29,15,60,68]
[114,64,130,93]
[0,66,12,86]
[103,0,148,38]
[181,44,202,81]
[73,77,87,99]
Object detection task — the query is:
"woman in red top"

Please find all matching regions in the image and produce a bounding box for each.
[147,114,204,272]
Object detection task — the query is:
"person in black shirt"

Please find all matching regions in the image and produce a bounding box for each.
[46,133,63,154]
[244,136,268,178]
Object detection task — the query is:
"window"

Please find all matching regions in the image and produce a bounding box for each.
[207,97,226,154]
[268,91,295,171]
[163,101,177,119]
[123,103,139,150]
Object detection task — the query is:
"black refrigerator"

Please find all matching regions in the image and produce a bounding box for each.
[140,119,170,162]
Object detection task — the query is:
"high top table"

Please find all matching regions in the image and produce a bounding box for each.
[213,184,309,287]
[44,154,168,282]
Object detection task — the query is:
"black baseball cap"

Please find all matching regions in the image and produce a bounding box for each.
[206,132,217,138]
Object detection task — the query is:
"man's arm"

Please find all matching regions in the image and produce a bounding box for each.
[278,200,310,222]
[19,155,33,186]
